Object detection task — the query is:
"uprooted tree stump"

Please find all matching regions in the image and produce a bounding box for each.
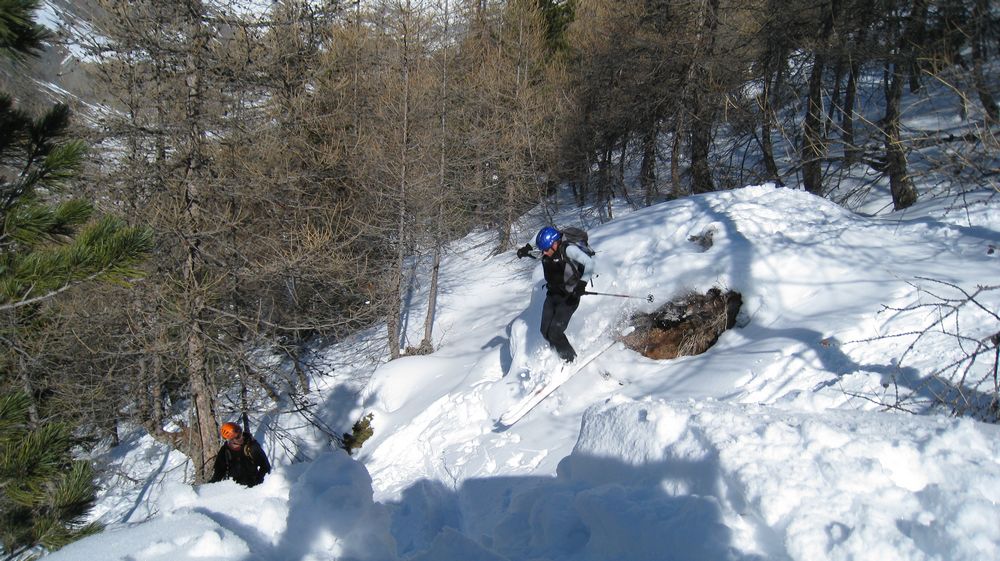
[622,288,743,360]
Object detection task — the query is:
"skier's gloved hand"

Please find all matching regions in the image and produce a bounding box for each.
[573,280,588,297]
[516,243,533,259]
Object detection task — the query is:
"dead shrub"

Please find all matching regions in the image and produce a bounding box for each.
[342,413,374,455]
[623,288,742,360]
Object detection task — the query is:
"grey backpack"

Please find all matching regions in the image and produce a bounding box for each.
[560,226,595,256]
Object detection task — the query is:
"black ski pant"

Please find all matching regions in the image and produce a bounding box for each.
[540,291,580,362]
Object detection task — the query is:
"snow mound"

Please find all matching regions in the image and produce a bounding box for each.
[46,450,396,561]
[555,398,1000,561]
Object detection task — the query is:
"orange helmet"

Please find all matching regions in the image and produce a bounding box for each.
[219,422,243,440]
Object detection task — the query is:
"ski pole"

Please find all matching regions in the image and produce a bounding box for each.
[584,290,654,303]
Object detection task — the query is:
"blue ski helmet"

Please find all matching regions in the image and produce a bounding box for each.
[535,226,562,251]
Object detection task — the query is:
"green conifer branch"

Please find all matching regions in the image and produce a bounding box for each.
[0,0,48,60]
[0,214,154,308]
[0,391,103,556]
[0,4,110,557]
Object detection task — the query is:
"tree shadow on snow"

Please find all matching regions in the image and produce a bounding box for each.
[383,452,774,561]
[737,323,995,415]
[220,449,397,561]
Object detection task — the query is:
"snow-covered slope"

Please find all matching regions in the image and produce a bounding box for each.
[46,185,1000,561]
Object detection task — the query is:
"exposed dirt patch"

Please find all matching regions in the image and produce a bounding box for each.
[623,288,743,360]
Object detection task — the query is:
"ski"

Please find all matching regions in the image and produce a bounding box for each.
[493,339,618,431]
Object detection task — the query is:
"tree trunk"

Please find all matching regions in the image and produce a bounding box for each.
[418,0,451,354]
[670,121,682,198]
[802,1,837,196]
[419,246,441,352]
[386,263,403,359]
[842,58,860,164]
[802,51,827,195]
[882,0,927,211]
[760,66,783,186]
[502,177,517,248]
[187,316,216,482]
[597,143,613,203]
[639,123,658,206]
[181,0,218,483]
[972,0,999,123]
[907,0,929,94]
[616,130,629,199]
[576,157,591,206]
[884,66,918,210]
[386,0,415,360]
[690,112,714,194]
[689,0,719,195]
[827,58,844,126]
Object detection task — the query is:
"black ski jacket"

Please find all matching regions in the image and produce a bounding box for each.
[542,243,590,296]
[209,436,271,487]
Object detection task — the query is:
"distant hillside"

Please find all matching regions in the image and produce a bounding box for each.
[1,0,100,111]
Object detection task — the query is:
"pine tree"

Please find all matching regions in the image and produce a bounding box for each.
[0,97,153,311]
[0,0,47,62]
[0,392,102,558]
[1,1,152,313]
[0,2,147,555]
